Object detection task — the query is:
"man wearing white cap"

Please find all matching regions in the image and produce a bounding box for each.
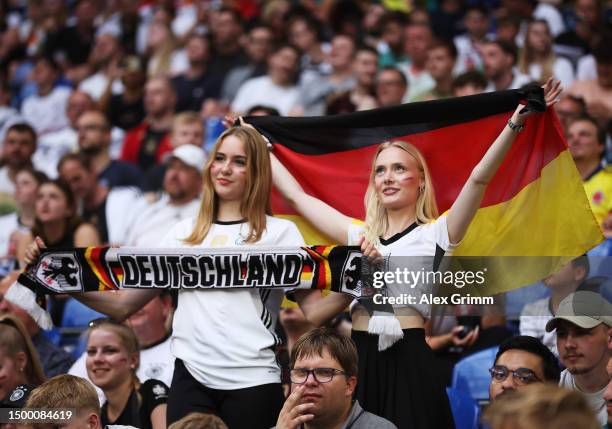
[125,145,205,247]
[546,290,612,426]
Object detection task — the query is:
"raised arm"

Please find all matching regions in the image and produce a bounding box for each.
[447,79,562,244]
[270,152,353,244]
[22,236,161,320]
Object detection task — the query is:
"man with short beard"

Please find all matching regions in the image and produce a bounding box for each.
[125,145,204,247]
[77,110,142,189]
[546,291,612,425]
[121,77,176,173]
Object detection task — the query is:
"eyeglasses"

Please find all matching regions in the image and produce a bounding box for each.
[290,367,346,384]
[489,365,542,385]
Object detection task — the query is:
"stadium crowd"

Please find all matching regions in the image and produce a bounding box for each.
[0,0,611,428]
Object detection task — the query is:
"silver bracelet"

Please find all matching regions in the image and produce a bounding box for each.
[507,118,525,133]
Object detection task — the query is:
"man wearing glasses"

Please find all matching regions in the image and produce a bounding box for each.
[275,327,396,429]
[488,335,561,401]
[545,290,612,426]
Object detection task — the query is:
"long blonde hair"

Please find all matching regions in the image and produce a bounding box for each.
[518,19,555,83]
[0,314,46,386]
[184,126,272,245]
[364,141,438,242]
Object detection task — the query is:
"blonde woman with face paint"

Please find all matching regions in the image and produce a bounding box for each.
[269,79,562,428]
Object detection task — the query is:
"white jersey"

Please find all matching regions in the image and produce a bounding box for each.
[348,215,456,318]
[559,369,607,426]
[69,334,175,404]
[160,216,305,389]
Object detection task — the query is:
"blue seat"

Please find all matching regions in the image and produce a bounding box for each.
[60,298,105,327]
[41,327,61,345]
[446,387,480,429]
[451,346,498,404]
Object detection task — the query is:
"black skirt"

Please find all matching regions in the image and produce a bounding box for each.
[352,328,456,429]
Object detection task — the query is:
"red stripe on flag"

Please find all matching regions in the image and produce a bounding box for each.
[272,111,566,217]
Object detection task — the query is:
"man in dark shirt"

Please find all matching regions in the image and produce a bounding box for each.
[172,34,222,112]
[76,109,143,189]
[208,7,249,84]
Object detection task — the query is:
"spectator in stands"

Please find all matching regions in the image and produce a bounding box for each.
[142,111,205,192]
[326,46,378,114]
[518,19,574,88]
[495,14,522,45]
[377,12,408,68]
[400,22,434,101]
[520,256,590,356]
[70,292,175,398]
[102,55,146,132]
[0,275,75,377]
[488,335,560,401]
[453,6,491,74]
[222,24,274,103]
[168,412,228,429]
[481,40,532,91]
[20,56,72,137]
[41,0,97,80]
[483,384,600,429]
[79,32,123,101]
[451,70,488,96]
[57,154,144,245]
[77,110,142,190]
[172,34,221,113]
[554,94,586,135]
[567,36,612,131]
[0,123,36,198]
[275,327,396,429]
[33,90,94,179]
[604,357,612,426]
[0,168,46,262]
[376,67,408,107]
[15,177,100,324]
[287,14,329,84]
[86,319,168,429]
[566,117,612,236]
[500,0,565,39]
[546,291,612,425]
[414,39,457,101]
[232,44,301,116]
[127,145,204,247]
[146,19,188,78]
[555,0,604,65]
[208,8,248,82]
[25,375,105,429]
[0,314,45,404]
[294,35,356,116]
[121,77,176,173]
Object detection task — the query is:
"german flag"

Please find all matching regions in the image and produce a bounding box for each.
[247,89,604,294]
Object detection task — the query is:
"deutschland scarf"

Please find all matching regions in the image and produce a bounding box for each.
[8,245,383,328]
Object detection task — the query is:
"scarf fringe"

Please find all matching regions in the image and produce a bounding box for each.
[6,282,53,330]
[367,313,404,351]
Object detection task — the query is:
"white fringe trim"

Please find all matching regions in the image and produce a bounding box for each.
[5,281,53,330]
[367,313,404,351]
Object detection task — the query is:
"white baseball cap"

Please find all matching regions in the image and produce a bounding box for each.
[545,290,612,332]
[169,145,207,171]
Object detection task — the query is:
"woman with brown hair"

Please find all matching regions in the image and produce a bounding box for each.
[85,319,168,429]
[0,314,45,404]
[518,19,574,88]
[25,126,306,429]
[17,178,100,324]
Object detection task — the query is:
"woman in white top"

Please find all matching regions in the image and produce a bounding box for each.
[518,19,574,88]
[25,126,305,429]
[268,79,562,428]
